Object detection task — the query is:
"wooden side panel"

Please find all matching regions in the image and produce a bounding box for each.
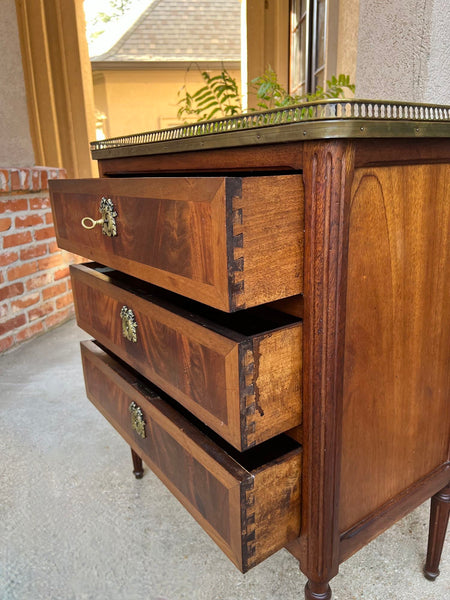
[233,175,304,310]
[245,325,303,448]
[245,451,302,571]
[80,341,302,572]
[50,177,230,310]
[340,164,450,534]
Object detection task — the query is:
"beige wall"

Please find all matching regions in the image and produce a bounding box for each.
[356,0,450,103]
[0,0,35,166]
[336,0,359,84]
[93,67,241,139]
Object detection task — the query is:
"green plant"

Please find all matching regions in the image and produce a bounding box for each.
[176,67,355,123]
[177,70,242,122]
[251,68,355,110]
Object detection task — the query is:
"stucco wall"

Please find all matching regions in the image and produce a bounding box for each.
[0,0,34,167]
[424,0,450,103]
[356,0,449,103]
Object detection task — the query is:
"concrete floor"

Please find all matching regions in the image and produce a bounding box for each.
[0,318,448,600]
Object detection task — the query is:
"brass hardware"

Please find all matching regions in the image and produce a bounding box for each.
[81,197,117,237]
[90,99,450,160]
[120,305,138,343]
[129,402,146,439]
[81,216,103,229]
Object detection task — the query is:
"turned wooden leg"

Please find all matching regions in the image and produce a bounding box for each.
[423,483,450,581]
[131,448,144,479]
[304,580,332,600]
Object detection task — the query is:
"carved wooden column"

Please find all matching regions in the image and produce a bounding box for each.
[300,140,355,599]
[424,483,450,581]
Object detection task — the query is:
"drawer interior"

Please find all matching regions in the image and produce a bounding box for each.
[86,262,300,337]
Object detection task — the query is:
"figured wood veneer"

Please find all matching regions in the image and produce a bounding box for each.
[71,263,302,450]
[50,175,303,312]
[80,340,302,573]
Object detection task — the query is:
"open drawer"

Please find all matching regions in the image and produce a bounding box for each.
[72,263,302,451]
[49,175,303,312]
[80,340,302,573]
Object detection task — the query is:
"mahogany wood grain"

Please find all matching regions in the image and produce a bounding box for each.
[50,175,303,312]
[339,463,450,562]
[355,138,450,168]
[80,340,302,572]
[339,164,450,534]
[287,141,355,596]
[97,142,304,176]
[71,263,302,450]
[131,448,144,479]
[424,483,450,581]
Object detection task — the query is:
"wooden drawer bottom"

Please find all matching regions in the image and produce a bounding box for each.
[80,340,302,572]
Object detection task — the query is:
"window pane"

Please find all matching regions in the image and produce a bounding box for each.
[315,0,326,75]
[290,0,307,96]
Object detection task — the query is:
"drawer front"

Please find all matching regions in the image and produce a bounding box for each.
[72,263,302,451]
[80,340,301,572]
[49,175,303,312]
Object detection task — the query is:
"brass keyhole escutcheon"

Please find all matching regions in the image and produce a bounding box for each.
[81,197,118,237]
[129,402,146,439]
[120,305,138,343]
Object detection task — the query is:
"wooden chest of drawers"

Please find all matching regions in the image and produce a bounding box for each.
[49,100,450,599]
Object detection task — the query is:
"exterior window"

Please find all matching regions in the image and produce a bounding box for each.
[290,0,327,96]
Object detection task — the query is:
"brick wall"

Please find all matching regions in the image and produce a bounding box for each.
[0,166,81,353]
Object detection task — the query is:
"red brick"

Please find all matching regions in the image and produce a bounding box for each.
[26,273,52,290]
[53,266,69,281]
[10,170,21,191]
[0,198,28,214]
[34,226,55,241]
[7,261,38,282]
[11,292,40,311]
[55,292,73,309]
[20,244,48,261]
[48,241,59,253]
[0,251,18,267]
[0,336,14,353]
[41,170,48,190]
[15,321,44,343]
[3,231,33,248]
[0,272,3,285]
[0,303,8,319]
[0,217,12,232]
[15,214,44,228]
[18,169,30,191]
[28,302,54,321]
[31,169,41,191]
[0,314,26,336]
[42,282,66,300]
[45,212,54,224]
[38,254,64,271]
[0,282,24,301]
[0,169,9,192]
[45,307,71,328]
[29,197,50,210]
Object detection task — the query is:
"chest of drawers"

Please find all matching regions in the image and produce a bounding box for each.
[50,100,450,599]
